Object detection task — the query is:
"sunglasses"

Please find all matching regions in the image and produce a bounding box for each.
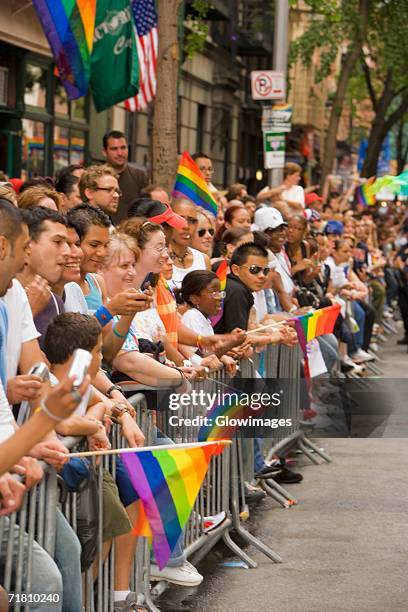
[198,228,215,237]
[241,265,270,276]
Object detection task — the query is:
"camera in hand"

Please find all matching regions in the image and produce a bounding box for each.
[68,349,92,390]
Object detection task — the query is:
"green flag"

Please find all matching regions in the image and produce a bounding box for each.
[90,1,139,112]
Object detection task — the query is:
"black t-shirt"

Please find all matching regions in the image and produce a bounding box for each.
[114,164,148,224]
[214,274,254,334]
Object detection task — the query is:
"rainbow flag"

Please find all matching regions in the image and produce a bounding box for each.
[296,304,340,344]
[368,170,408,197]
[209,260,228,327]
[121,442,225,569]
[356,177,376,206]
[33,0,96,100]
[197,385,269,442]
[172,152,218,216]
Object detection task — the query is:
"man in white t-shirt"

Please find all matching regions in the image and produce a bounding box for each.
[256,162,305,212]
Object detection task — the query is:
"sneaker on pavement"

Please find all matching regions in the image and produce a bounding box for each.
[351,349,375,363]
[255,465,282,479]
[150,561,203,587]
[113,593,140,612]
[268,468,303,484]
[203,511,227,533]
[244,484,266,505]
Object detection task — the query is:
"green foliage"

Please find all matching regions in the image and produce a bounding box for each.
[289,0,364,83]
[185,0,212,58]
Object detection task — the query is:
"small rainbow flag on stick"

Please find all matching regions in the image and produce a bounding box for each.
[209,259,228,327]
[172,152,218,216]
[33,0,96,100]
[356,177,376,206]
[294,304,341,376]
[121,441,226,569]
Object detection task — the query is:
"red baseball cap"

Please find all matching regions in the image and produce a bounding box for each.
[129,199,187,229]
[305,192,323,206]
[9,178,24,193]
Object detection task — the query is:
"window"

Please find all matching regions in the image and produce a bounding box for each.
[22,118,45,177]
[196,104,207,153]
[24,63,47,109]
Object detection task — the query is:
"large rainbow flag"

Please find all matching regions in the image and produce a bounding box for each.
[33,0,96,100]
[121,441,225,569]
[209,259,228,327]
[356,177,376,206]
[172,152,218,216]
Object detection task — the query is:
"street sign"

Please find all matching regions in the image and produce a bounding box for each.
[263,132,285,169]
[251,71,286,100]
[262,103,292,133]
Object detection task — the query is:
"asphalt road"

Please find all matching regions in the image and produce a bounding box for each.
[156,332,408,612]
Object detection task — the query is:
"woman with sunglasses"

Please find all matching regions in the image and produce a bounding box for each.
[191,208,216,257]
[169,199,211,288]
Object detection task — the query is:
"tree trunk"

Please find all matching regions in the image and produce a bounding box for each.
[396,116,408,175]
[152,0,182,194]
[320,0,369,189]
[361,93,408,177]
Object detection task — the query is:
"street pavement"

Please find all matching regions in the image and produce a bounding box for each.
[157,334,408,612]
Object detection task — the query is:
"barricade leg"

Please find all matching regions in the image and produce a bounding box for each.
[229,440,282,564]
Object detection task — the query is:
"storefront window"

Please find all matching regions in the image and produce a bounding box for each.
[54,79,69,116]
[53,125,69,175]
[24,64,47,108]
[22,118,45,177]
[70,129,86,165]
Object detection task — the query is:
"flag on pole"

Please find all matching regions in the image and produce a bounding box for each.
[209,260,228,328]
[125,0,158,112]
[121,441,225,569]
[172,152,218,216]
[90,0,139,112]
[32,0,96,100]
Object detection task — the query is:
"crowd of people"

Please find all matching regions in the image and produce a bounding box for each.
[0,129,406,610]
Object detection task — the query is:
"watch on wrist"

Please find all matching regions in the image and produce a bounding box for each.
[106,384,122,398]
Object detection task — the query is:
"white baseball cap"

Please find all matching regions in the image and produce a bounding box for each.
[253,207,288,231]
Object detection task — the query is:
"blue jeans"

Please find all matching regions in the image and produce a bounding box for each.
[254,438,266,473]
[54,509,82,612]
[0,518,63,610]
[352,301,365,350]
[317,333,338,373]
[152,428,186,567]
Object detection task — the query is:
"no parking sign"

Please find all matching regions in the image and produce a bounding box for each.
[251,71,286,100]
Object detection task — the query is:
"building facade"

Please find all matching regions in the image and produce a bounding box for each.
[0,0,277,192]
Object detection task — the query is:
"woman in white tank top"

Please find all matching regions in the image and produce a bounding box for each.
[172,247,207,288]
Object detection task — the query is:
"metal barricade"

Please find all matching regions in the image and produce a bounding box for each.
[1,343,330,610]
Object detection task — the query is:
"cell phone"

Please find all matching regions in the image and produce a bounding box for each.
[28,362,50,382]
[68,349,92,390]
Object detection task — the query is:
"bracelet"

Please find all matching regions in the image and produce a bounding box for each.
[173,368,186,389]
[197,334,203,348]
[113,324,128,339]
[94,305,113,327]
[40,399,64,422]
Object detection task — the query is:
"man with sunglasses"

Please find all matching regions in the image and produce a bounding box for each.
[214,242,271,334]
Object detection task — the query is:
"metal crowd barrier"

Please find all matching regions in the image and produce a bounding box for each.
[1,342,329,610]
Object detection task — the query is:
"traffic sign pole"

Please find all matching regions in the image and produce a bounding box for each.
[268,0,289,188]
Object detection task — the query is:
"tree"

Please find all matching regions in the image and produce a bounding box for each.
[152,0,212,193]
[152,0,182,193]
[289,0,369,189]
[360,0,408,176]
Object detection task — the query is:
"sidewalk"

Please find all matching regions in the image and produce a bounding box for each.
[188,437,408,612]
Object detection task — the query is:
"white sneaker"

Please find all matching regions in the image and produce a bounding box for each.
[351,349,375,363]
[369,342,379,353]
[344,355,365,375]
[191,511,227,533]
[150,561,203,586]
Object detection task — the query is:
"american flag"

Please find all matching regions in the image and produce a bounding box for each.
[125,0,158,112]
